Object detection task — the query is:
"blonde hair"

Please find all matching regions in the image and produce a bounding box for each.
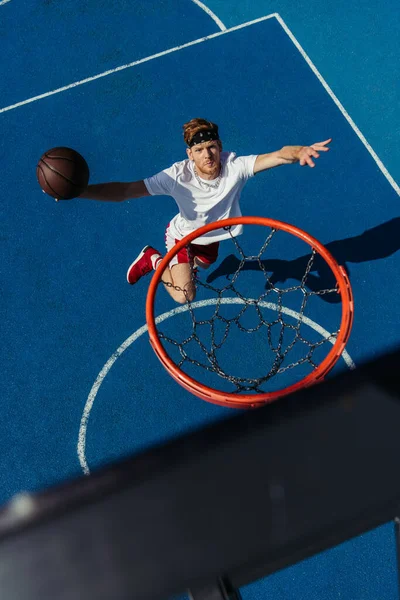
[182,118,220,147]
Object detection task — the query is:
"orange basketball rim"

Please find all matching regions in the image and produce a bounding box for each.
[146,217,354,409]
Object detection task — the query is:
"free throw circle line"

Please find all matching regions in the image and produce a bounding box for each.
[77,297,355,475]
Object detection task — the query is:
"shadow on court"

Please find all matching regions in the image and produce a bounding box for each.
[206,218,400,303]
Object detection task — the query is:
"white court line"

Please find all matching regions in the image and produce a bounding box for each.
[0,14,276,115]
[275,14,400,196]
[77,297,355,475]
[1,12,398,196]
[191,0,226,31]
[0,0,12,5]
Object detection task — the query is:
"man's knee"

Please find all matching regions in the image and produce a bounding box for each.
[174,288,196,304]
[194,257,211,270]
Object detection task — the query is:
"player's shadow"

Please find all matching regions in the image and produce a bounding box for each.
[206,218,400,304]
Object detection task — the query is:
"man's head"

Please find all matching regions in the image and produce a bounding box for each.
[183,118,222,178]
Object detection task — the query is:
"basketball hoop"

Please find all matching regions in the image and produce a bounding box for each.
[146,217,354,408]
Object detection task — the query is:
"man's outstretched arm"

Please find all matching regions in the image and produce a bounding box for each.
[78,180,150,202]
[253,139,332,174]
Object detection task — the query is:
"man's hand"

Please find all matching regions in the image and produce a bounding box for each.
[298,138,331,168]
[254,138,332,173]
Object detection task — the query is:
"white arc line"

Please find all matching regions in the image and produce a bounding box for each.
[0,14,277,115]
[191,0,226,31]
[275,14,399,196]
[0,0,12,5]
[77,297,355,476]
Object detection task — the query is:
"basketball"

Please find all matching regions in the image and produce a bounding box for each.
[36,147,90,200]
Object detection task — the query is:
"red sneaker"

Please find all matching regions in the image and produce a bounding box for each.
[126,246,161,284]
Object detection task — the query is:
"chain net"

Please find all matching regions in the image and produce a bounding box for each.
[158,225,343,395]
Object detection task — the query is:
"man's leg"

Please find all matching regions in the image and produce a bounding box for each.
[126,236,218,304]
[194,257,211,269]
[192,241,220,271]
[126,244,195,304]
[160,262,196,304]
[160,240,220,303]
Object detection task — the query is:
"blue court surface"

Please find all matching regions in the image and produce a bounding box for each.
[1,1,400,598]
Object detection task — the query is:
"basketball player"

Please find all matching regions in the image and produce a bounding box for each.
[80,118,331,303]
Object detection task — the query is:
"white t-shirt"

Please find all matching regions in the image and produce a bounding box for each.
[144,151,257,244]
